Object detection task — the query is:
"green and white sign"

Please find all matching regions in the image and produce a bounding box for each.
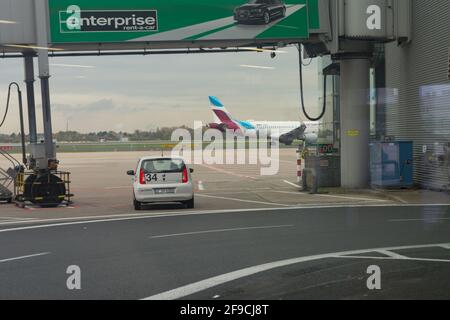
[49,0,319,44]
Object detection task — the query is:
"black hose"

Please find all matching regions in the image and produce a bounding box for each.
[1,83,27,165]
[0,85,13,128]
[298,45,327,122]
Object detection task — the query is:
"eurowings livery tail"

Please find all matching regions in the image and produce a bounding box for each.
[208,96,242,132]
[207,96,319,145]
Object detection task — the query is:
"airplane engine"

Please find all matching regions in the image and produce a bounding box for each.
[279,135,294,146]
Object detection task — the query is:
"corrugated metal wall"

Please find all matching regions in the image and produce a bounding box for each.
[384,0,450,190]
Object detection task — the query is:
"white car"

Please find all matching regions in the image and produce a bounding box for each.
[127,157,194,210]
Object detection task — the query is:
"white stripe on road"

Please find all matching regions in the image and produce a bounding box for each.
[0,217,37,221]
[0,252,50,264]
[313,194,389,202]
[283,180,301,188]
[334,255,450,263]
[376,250,409,259]
[142,243,450,300]
[239,65,275,70]
[275,190,389,203]
[197,194,291,207]
[384,194,409,204]
[150,225,293,239]
[0,204,449,232]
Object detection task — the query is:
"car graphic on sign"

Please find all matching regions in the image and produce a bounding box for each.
[234,0,287,25]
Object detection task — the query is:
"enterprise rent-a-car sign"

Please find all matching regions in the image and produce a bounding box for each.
[49,0,318,44]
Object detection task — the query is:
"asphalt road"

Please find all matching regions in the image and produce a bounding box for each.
[0,204,449,300]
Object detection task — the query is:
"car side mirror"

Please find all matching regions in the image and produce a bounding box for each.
[190,168,194,173]
[127,170,135,176]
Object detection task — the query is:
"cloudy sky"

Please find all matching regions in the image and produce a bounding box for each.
[0,46,319,133]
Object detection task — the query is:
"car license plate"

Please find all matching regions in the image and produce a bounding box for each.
[154,188,175,195]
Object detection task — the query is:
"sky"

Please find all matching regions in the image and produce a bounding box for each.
[0,46,319,134]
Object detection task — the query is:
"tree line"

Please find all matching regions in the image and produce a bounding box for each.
[0,127,194,143]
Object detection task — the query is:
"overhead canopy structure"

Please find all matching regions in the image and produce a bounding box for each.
[0,0,328,54]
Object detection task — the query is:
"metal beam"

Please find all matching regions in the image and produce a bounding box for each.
[0,48,266,59]
[23,53,37,144]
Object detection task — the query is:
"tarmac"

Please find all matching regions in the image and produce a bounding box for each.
[0,149,449,224]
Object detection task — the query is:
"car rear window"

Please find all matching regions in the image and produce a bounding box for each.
[141,158,185,173]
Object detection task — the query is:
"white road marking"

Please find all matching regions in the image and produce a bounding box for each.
[198,181,205,191]
[150,225,294,239]
[197,194,291,207]
[275,190,389,203]
[389,218,450,222]
[0,252,50,264]
[239,65,275,70]
[142,243,450,300]
[0,217,37,221]
[376,250,409,259]
[0,204,448,232]
[384,194,409,204]
[334,255,450,263]
[313,194,389,202]
[283,180,300,188]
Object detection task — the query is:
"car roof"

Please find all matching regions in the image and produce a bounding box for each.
[139,156,185,162]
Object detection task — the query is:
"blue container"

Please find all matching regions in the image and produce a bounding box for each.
[370,141,414,188]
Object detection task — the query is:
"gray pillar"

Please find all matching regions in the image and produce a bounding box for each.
[39,76,54,159]
[340,58,370,188]
[23,54,38,144]
[35,0,55,160]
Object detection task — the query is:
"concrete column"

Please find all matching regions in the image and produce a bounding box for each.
[340,58,370,188]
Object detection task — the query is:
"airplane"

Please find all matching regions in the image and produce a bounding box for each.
[206,96,319,146]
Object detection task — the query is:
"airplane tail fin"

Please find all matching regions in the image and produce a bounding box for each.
[209,96,234,124]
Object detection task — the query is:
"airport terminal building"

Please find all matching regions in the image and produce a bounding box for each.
[317,1,450,191]
[382,0,450,191]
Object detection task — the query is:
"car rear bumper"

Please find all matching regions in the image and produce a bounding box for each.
[134,183,194,203]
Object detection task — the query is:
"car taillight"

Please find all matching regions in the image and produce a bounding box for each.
[182,166,189,183]
[140,169,146,185]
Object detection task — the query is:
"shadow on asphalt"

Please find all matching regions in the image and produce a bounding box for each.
[139,203,188,211]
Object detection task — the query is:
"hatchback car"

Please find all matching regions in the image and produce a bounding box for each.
[127,157,194,210]
[234,0,286,25]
